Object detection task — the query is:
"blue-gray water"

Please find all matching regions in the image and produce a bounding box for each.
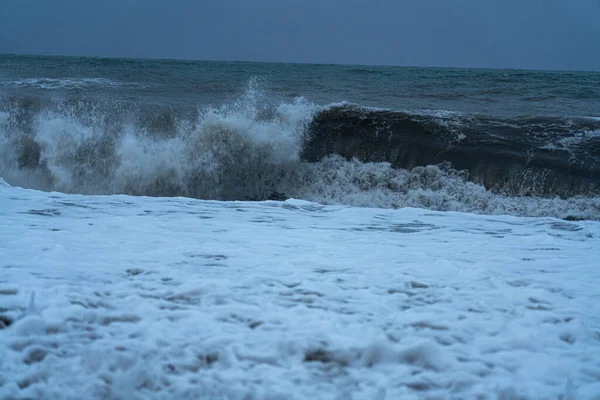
[1,54,599,219]
[2,54,600,116]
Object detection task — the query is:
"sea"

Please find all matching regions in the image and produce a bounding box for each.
[1,54,599,219]
[1,55,600,399]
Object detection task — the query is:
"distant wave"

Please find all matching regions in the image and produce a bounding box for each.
[1,79,599,220]
[0,77,140,90]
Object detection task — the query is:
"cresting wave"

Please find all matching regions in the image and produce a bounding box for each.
[304,105,600,197]
[1,83,599,220]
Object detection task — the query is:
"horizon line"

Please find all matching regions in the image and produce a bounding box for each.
[0,52,598,74]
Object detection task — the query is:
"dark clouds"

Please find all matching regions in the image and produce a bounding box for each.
[0,0,598,70]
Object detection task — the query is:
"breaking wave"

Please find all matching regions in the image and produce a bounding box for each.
[1,80,599,220]
[304,105,600,198]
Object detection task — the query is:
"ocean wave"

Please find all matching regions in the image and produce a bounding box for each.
[0,80,599,220]
[0,77,140,90]
[304,104,600,198]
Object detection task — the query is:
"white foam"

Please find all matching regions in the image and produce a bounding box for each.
[284,156,600,220]
[417,109,465,118]
[0,187,599,398]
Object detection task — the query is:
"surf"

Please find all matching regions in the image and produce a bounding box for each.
[1,80,599,220]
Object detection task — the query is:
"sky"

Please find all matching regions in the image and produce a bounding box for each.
[0,0,599,71]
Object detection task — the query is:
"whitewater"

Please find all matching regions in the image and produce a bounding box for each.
[1,55,600,399]
[1,181,600,399]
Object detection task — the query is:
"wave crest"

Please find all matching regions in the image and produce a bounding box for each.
[303,104,600,197]
[1,79,315,200]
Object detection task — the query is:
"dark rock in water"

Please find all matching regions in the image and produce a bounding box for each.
[302,105,600,198]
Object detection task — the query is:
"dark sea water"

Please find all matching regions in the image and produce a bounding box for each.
[1,54,599,219]
[2,54,599,116]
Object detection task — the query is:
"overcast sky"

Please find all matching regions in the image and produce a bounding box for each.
[0,0,598,71]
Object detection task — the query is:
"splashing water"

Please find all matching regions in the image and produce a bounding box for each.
[1,79,599,220]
